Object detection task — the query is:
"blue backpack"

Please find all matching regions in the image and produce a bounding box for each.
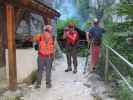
[89,26,105,45]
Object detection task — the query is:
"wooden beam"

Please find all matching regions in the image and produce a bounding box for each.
[0,7,2,67]
[6,3,17,90]
[2,6,7,66]
[6,0,60,18]
[18,0,60,18]
[0,6,6,67]
[43,16,51,25]
[43,16,48,25]
[0,8,2,48]
[47,17,52,25]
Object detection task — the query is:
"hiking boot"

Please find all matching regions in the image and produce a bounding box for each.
[65,68,72,72]
[46,83,52,88]
[73,69,77,74]
[35,83,41,89]
[90,67,96,73]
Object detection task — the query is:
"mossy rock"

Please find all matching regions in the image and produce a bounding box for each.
[23,70,37,85]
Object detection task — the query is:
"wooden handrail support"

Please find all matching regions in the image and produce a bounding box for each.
[6,3,17,90]
[105,47,109,81]
[103,43,133,92]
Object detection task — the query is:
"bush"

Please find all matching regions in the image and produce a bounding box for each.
[82,20,92,30]
[114,77,133,100]
[98,30,133,99]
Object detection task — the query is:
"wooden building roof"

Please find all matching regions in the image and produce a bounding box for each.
[20,0,60,18]
[1,0,60,18]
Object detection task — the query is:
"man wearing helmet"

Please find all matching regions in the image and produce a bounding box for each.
[35,25,55,88]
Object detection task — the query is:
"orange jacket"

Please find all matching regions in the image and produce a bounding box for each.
[38,32,54,57]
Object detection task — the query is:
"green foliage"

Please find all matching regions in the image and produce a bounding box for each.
[115,0,133,31]
[116,21,133,32]
[82,20,92,30]
[99,32,133,99]
[117,1,133,16]
[114,77,133,100]
[104,21,117,32]
[77,47,88,57]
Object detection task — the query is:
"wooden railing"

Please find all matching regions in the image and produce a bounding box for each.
[103,43,133,92]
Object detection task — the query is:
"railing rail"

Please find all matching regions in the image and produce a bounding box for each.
[105,44,133,68]
[103,43,133,92]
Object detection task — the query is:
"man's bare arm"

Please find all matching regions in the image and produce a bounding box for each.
[86,32,91,47]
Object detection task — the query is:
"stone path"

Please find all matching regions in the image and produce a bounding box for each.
[2,55,116,100]
[22,56,94,100]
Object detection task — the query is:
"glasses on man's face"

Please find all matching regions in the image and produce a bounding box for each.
[64,29,69,31]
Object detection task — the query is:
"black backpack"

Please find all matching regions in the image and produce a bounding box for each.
[34,42,39,51]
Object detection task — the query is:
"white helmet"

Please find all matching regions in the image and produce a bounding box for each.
[43,25,53,31]
[93,18,98,23]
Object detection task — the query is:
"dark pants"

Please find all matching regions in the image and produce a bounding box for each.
[37,55,53,85]
[66,46,78,70]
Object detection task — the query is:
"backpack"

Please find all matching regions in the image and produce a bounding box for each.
[34,42,39,51]
[90,27,104,45]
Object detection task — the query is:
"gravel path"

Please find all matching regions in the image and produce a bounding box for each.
[1,54,116,100]
[23,56,94,100]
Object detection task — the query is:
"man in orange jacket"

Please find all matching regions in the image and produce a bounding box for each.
[35,25,55,88]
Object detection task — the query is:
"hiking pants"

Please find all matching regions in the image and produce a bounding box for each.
[37,55,53,84]
[66,47,78,70]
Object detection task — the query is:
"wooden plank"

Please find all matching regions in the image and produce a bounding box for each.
[43,16,51,25]
[0,7,2,67]
[2,6,7,66]
[6,3,17,90]
[0,8,2,48]
[0,6,6,67]
[47,17,52,25]
[43,16,48,25]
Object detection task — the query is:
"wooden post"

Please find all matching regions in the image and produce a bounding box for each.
[0,6,7,67]
[105,47,109,81]
[0,7,2,67]
[47,17,51,25]
[43,16,51,25]
[2,6,7,66]
[6,3,17,90]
